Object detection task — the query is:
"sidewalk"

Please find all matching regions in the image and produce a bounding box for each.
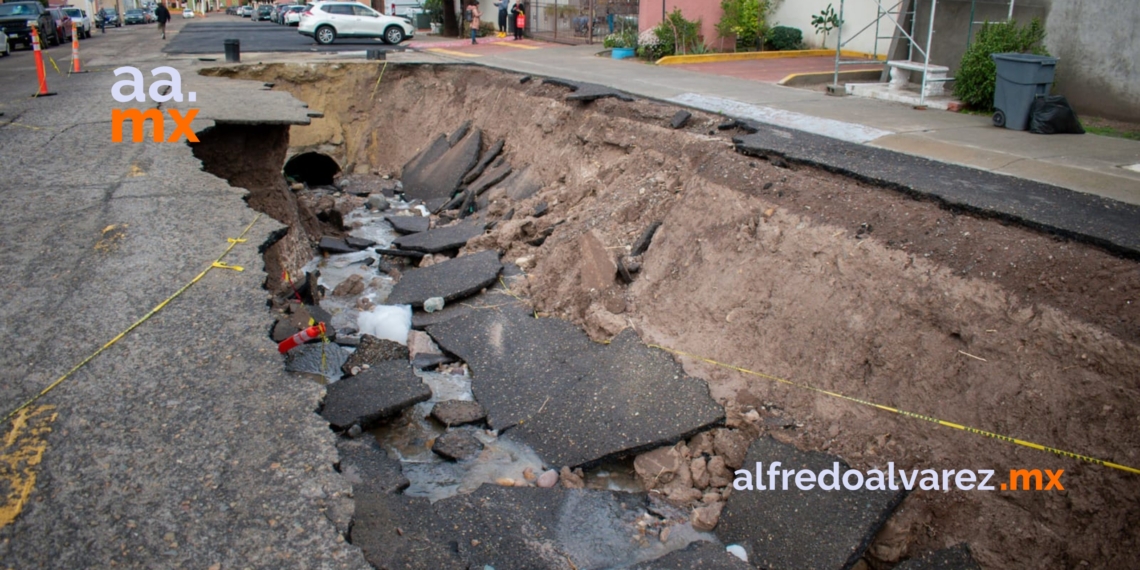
[401,43,1140,207]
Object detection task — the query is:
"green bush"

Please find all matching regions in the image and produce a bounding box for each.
[650,8,701,57]
[603,28,637,49]
[765,25,803,50]
[955,19,1048,110]
[716,0,781,51]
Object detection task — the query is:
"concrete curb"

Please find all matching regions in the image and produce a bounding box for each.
[655,49,884,66]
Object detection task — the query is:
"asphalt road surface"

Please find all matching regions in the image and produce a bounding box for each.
[164,18,408,54]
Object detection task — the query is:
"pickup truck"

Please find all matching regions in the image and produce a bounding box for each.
[0,1,60,50]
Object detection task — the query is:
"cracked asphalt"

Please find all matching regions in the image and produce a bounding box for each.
[0,21,369,569]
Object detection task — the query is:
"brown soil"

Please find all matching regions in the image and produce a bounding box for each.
[204,63,1140,569]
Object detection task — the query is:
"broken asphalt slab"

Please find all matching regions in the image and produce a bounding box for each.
[341,334,409,375]
[391,222,485,253]
[734,127,1140,257]
[320,359,431,430]
[716,436,906,570]
[543,78,636,103]
[337,438,410,495]
[432,484,669,569]
[385,214,431,234]
[401,128,483,202]
[427,304,724,468]
[500,165,544,201]
[386,250,503,308]
[351,490,467,570]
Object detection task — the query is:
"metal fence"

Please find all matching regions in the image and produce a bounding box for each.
[526,0,637,45]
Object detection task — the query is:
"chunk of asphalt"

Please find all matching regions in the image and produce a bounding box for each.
[341,334,410,376]
[670,110,692,130]
[542,78,635,102]
[401,133,449,184]
[319,360,431,430]
[402,129,483,202]
[500,165,544,201]
[318,236,355,254]
[431,400,487,426]
[428,304,724,469]
[447,120,472,147]
[630,221,662,256]
[284,342,350,380]
[270,317,295,343]
[894,544,982,570]
[411,353,455,370]
[385,214,431,234]
[344,236,376,249]
[411,287,523,330]
[336,438,410,495]
[716,436,906,570]
[351,490,467,570]
[392,222,485,253]
[431,429,484,461]
[734,127,1140,257]
[387,250,503,308]
[432,485,656,569]
[467,160,513,198]
[376,248,426,259]
[463,139,505,184]
[628,541,752,570]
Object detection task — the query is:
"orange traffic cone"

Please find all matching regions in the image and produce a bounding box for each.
[277,322,327,353]
[31,24,56,97]
[70,21,86,73]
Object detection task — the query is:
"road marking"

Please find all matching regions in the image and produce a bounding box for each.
[499,41,540,49]
[0,405,57,529]
[427,47,481,58]
[668,93,893,144]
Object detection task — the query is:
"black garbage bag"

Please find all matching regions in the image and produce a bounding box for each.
[1029,95,1085,135]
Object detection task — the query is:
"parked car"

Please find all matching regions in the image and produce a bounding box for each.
[0,1,59,49]
[97,8,122,28]
[299,1,414,45]
[61,7,92,39]
[283,5,305,25]
[123,8,145,24]
[0,28,9,56]
[240,5,253,17]
[182,8,195,18]
[47,8,73,43]
[144,9,156,23]
[252,5,273,21]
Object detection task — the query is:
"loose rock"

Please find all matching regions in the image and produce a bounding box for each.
[670,110,692,129]
[431,430,484,461]
[332,274,365,297]
[430,400,487,426]
[367,194,390,211]
[691,501,725,532]
[559,466,585,489]
[536,469,559,488]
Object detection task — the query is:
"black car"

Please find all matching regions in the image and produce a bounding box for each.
[124,8,145,24]
[0,2,59,50]
[97,8,122,27]
[253,4,273,21]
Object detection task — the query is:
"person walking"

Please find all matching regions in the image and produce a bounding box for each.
[605,2,614,34]
[510,0,524,40]
[465,0,481,44]
[494,0,508,35]
[155,2,170,39]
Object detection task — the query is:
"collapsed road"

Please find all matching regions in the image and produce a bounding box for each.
[1,33,1138,570]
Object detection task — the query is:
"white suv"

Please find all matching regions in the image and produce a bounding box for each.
[298,1,414,45]
[61,7,92,38]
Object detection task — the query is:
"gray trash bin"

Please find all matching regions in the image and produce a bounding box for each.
[991,53,1058,130]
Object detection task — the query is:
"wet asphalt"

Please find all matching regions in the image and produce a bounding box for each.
[164,18,409,54]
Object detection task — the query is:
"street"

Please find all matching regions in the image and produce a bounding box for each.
[165,18,407,54]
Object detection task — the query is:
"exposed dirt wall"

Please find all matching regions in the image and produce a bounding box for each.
[206,63,1140,569]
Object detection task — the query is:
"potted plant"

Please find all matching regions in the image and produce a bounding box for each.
[423,0,443,33]
[604,27,637,59]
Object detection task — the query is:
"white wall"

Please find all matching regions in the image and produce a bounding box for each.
[769,0,899,55]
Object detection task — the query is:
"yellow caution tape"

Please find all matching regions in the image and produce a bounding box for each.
[648,344,1140,476]
[1,214,263,426]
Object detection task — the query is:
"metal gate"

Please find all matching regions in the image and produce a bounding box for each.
[527,0,599,44]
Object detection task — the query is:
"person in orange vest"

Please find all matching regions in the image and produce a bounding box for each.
[155,3,171,39]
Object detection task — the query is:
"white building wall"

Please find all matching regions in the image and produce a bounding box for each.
[769,0,899,55]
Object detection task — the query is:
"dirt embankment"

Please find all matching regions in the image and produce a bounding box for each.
[206,63,1140,569]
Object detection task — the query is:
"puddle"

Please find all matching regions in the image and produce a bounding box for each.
[583,457,644,493]
[370,369,548,503]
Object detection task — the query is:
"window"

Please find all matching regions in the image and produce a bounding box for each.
[352,5,376,16]
[324,4,353,14]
